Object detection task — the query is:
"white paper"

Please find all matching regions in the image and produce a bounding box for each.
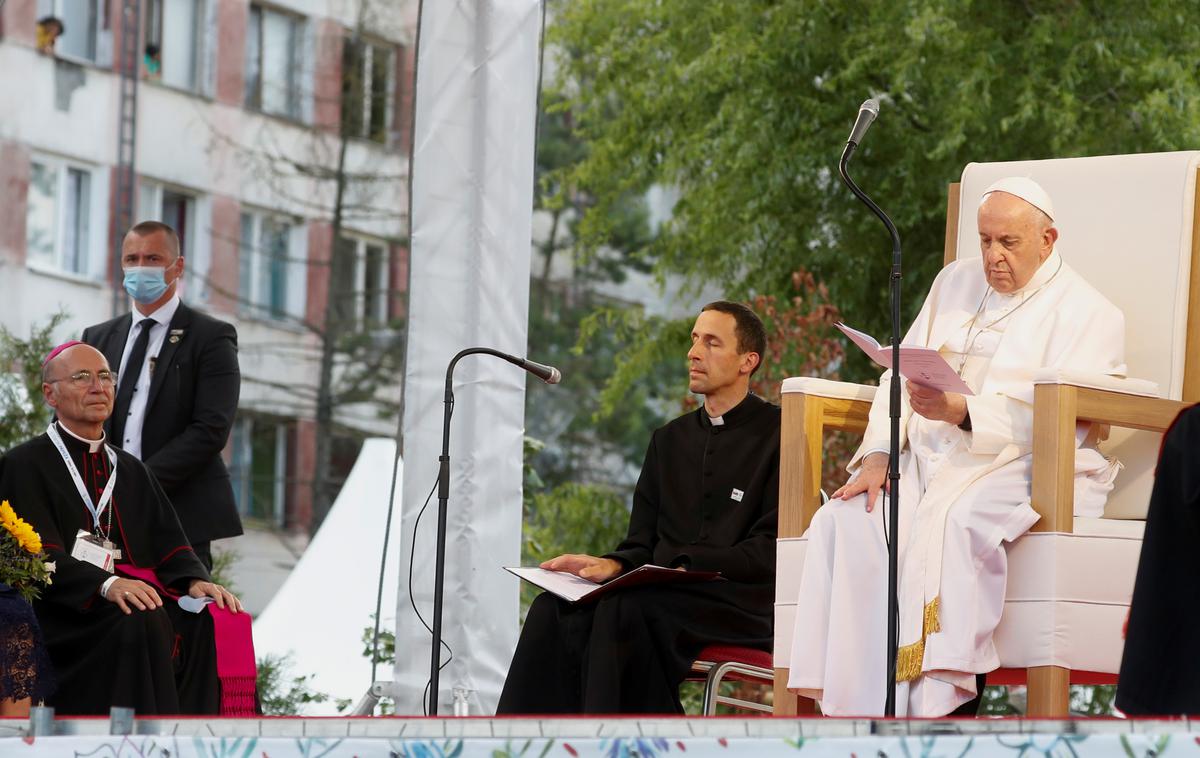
[505,567,610,602]
[836,322,975,395]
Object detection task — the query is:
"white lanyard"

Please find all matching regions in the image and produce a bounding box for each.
[46,424,118,531]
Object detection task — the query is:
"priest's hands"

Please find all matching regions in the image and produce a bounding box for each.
[188,580,244,613]
[541,554,624,583]
[104,577,163,615]
[832,451,890,513]
[906,381,968,426]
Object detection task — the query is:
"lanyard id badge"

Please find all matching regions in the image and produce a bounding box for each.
[46,423,119,545]
[71,529,117,573]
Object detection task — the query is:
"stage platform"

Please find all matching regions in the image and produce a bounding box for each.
[3,716,1199,756]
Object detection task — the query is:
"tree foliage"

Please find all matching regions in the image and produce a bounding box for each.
[549,0,1200,377]
[0,313,66,454]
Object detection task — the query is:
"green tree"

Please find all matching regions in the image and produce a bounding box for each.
[526,94,676,488]
[0,313,67,453]
[549,0,1200,382]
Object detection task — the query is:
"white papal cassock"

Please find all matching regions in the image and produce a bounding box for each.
[787,248,1125,716]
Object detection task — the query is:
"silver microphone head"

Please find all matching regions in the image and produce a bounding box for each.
[861,97,880,117]
[546,367,562,385]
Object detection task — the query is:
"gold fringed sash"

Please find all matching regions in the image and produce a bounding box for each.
[895,596,941,682]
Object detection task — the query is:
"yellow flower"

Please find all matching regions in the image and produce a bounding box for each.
[0,500,16,527]
[0,501,43,554]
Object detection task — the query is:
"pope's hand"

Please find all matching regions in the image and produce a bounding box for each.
[906,381,968,425]
[104,577,163,614]
[540,554,623,583]
[188,579,243,613]
[832,451,890,513]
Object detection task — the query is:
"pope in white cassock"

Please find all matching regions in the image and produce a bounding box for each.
[787,177,1125,717]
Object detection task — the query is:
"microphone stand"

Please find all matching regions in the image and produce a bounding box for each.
[838,141,902,717]
[428,346,540,716]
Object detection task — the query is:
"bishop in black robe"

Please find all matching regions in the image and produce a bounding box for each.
[0,423,220,715]
[1116,404,1200,715]
[497,392,780,713]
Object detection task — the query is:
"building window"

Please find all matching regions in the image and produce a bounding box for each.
[230,415,289,527]
[26,158,104,280]
[143,0,204,90]
[239,210,307,323]
[37,0,108,63]
[245,4,303,120]
[138,181,209,301]
[334,235,390,328]
[341,36,393,143]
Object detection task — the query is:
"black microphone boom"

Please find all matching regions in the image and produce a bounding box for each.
[837,97,903,718]
[427,346,560,716]
[846,97,880,148]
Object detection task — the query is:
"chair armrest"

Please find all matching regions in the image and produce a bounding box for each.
[1031,381,1190,534]
[781,377,877,402]
[1032,369,1159,398]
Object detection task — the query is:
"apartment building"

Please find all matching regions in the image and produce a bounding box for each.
[0,0,416,533]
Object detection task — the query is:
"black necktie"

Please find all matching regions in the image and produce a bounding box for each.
[112,318,156,447]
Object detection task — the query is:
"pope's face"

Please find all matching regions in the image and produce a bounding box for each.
[977,192,1058,294]
[42,346,115,427]
[687,310,755,396]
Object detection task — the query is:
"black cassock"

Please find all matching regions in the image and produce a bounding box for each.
[1116,404,1200,715]
[497,393,780,714]
[0,425,219,715]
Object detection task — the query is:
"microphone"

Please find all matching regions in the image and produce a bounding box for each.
[487,349,562,384]
[846,98,880,147]
[518,358,561,385]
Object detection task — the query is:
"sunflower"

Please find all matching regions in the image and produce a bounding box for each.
[0,500,43,554]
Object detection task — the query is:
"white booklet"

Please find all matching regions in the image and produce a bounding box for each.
[836,322,974,395]
[504,564,722,604]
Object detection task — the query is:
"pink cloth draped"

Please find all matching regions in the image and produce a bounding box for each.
[118,564,258,716]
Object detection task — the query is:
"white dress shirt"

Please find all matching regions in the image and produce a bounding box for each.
[116,294,181,459]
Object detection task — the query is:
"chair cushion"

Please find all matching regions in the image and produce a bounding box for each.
[693,644,773,671]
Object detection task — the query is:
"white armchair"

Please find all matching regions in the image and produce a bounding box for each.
[773,151,1200,717]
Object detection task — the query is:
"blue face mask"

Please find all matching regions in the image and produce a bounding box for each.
[123,265,171,304]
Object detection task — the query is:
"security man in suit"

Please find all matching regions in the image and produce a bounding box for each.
[82,221,242,569]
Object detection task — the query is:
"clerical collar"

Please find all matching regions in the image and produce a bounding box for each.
[1006,249,1062,298]
[700,392,763,429]
[56,421,106,453]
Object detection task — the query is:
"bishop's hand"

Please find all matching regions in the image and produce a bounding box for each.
[188,579,244,613]
[104,577,163,615]
[906,381,968,425]
[540,554,623,583]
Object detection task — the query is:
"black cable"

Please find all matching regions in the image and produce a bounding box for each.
[407,474,455,716]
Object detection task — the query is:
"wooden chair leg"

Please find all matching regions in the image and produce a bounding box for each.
[1026,665,1070,717]
[773,668,817,715]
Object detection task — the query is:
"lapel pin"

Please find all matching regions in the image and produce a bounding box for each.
[168,329,185,344]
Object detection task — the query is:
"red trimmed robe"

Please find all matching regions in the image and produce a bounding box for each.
[0,424,220,715]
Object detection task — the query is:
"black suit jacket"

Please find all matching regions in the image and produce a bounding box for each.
[82,301,243,544]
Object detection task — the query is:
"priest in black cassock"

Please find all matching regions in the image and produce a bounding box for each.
[1116,404,1200,715]
[496,301,780,714]
[0,341,242,715]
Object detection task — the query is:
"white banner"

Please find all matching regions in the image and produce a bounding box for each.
[394,0,543,715]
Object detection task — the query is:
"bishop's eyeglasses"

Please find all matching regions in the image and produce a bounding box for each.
[48,370,118,388]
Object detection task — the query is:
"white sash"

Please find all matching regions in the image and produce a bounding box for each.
[46,423,118,531]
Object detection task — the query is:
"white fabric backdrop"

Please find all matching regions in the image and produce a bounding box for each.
[394,0,543,715]
[253,439,404,712]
